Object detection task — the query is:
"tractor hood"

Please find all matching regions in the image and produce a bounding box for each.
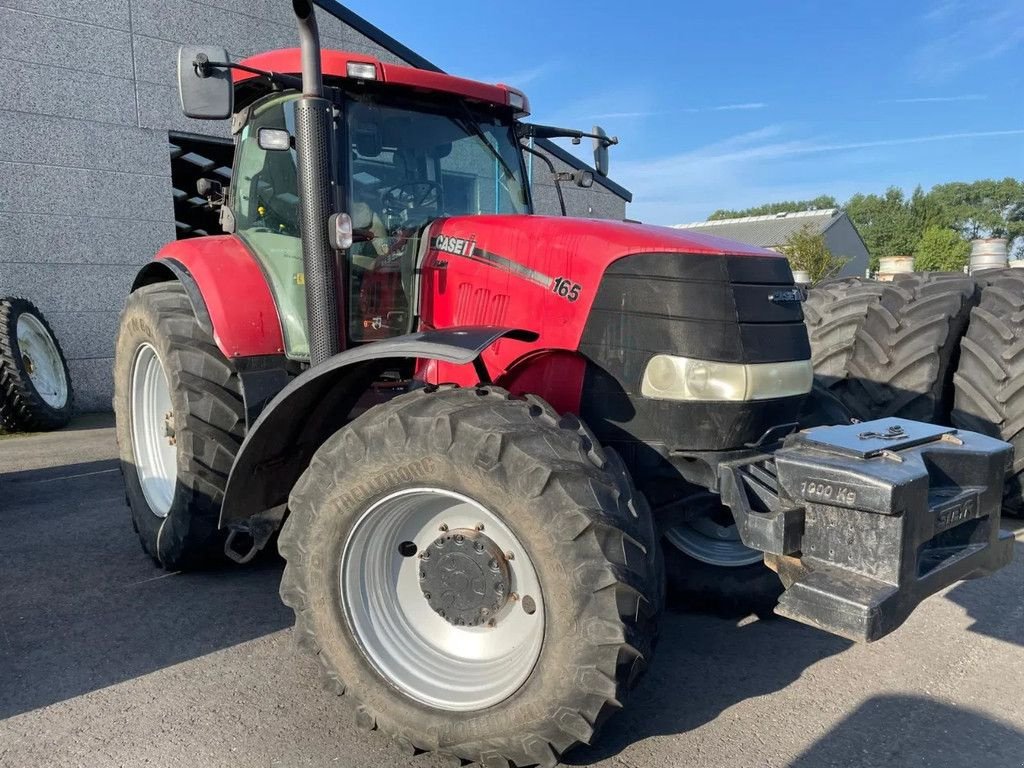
[419,213,796,361]
[419,214,810,452]
[426,214,779,271]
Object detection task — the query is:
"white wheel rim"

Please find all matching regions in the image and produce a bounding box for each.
[16,313,68,409]
[341,487,545,711]
[129,343,177,518]
[665,518,763,567]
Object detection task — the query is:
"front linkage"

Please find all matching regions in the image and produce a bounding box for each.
[720,417,1013,642]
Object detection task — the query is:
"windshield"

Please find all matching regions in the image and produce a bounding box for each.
[344,94,529,342]
[347,96,529,226]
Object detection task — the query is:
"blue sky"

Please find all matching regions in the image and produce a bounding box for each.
[345,0,1024,224]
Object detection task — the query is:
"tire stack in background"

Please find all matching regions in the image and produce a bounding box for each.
[804,270,1024,517]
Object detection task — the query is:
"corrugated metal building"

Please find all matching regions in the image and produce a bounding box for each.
[0,0,631,411]
[674,209,869,278]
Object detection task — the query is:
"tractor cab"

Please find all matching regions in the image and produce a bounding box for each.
[192,48,569,358]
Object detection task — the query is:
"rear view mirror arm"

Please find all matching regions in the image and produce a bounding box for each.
[516,122,619,149]
[191,53,303,91]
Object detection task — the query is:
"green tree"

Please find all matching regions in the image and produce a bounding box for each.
[929,178,1024,245]
[779,224,848,282]
[708,195,838,220]
[844,187,920,272]
[913,226,971,272]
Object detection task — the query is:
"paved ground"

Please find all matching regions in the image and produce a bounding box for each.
[1,416,1022,768]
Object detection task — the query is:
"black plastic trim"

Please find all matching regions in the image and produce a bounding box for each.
[131,259,214,337]
[220,325,537,527]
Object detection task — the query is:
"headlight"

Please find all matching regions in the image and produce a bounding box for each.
[640,355,813,402]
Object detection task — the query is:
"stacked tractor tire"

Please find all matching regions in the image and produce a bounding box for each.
[804,270,1024,517]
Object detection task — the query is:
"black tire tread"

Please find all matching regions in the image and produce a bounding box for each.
[0,297,75,431]
[835,273,978,422]
[803,277,886,384]
[277,385,662,767]
[952,271,1024,517]
[114,282,245,568]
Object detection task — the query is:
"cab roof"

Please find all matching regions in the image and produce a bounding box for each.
[234,48,529,114]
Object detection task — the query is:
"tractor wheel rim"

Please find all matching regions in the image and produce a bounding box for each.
[129,343,177,518]
[341,487,545,712]
[665,518,763,567]
[15,313,68,409]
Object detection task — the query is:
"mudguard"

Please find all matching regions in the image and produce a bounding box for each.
[137,236,286,359]
[219,326,537,529]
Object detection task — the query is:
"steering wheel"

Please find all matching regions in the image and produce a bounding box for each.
[382,181,443,225]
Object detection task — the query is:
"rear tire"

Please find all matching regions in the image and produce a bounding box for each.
[0,297,74,431]
[113,282,245,569]
[952,271,1024,518]
[278,386,661,767]
[834,273,978,422]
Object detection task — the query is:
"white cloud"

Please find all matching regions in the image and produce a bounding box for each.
[618,125,1024,225]
[910,2,1024,82]
[585,102,766,121]
[879,94,987,104]
[473,64,551,88]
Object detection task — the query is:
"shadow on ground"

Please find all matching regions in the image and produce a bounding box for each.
[3,450,1021,767]
[790,694,1024,767]
[943,517,1024,648]
[566,607,851,765]
[0,459,291,719]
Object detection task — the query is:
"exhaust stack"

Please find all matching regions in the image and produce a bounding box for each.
[292,0,341,364]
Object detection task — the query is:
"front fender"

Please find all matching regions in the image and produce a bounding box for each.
[220,326,537,529]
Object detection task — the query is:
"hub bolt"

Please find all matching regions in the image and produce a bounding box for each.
[439,523,449,532]
[474,541,485,552]
[509,592,519,602]
[475,523,485,531]
[454,533,464,544]
[506,551,515,560]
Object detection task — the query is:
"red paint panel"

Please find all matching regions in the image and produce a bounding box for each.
[155,236,284,358]
[419,214,784,388]
[236,49,516,110]
[496,351,586,415]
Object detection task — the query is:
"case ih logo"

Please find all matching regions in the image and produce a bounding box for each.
[433,234,475,257]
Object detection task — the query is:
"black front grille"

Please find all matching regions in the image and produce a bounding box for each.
[579,252,808,454]
[580,252,809,367]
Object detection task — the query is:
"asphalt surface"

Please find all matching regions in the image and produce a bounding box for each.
[1,416,1022,768]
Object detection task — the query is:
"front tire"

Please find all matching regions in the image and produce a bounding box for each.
[113,282,245,569]
[663,489,781,614]
[278,386,661,767]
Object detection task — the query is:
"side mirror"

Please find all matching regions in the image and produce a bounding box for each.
[177,46,233,119]
[592,125,610,177]
[196,178,224,207]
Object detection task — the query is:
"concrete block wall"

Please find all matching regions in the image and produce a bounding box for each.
[0,0,629,412]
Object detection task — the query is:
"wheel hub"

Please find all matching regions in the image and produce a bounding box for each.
[418,528,510,627]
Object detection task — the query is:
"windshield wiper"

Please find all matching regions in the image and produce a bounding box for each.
[452,103,520,185]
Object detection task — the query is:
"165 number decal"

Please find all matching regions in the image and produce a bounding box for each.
[551,277,581,302]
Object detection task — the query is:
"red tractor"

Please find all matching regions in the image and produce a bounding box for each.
[114,3,1014,765]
